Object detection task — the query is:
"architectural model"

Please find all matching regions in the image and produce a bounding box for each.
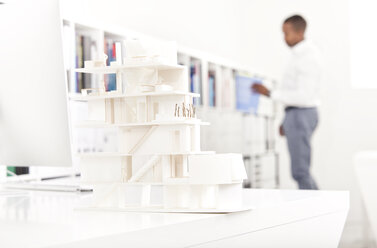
[73,40,248,212]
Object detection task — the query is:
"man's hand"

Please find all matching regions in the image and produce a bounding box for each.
[251,83,270,97]
[279,124,285,136]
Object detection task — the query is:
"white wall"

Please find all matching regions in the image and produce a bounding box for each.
[242,0,377,224]
[61,0,377,243]
[349,0,377,89]
[60,0,251,66]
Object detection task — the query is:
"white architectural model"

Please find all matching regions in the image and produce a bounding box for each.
[73,40,248,212]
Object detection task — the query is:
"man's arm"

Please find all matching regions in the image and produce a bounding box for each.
[252,84,270,97]
[253,83,317,106]
[252,57,321,106]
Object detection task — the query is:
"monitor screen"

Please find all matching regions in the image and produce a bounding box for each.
[235,75,262,114]
[0,0,72,167]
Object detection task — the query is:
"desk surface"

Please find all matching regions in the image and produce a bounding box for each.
[0,188,349,248]
[355,151,377,243]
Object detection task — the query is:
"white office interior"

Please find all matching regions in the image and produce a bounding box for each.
[0,0,376,247]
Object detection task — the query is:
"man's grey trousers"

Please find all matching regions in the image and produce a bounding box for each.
[283,107,319,190]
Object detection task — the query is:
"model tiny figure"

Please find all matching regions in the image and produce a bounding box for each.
[182,103,186,117]
[174,103,178,117]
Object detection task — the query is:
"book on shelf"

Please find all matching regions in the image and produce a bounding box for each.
[190,60,202,106]
[208,71,216,107]
[104,38,117,91]
[82,36,92,89]
[74,34,98,93]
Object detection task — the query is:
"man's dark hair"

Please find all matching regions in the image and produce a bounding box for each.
[284,15,307,32]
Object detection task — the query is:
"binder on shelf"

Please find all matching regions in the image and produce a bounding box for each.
[75,35,83,92]
[82,36,92,89]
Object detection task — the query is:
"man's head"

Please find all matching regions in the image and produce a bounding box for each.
[282,15,306,47]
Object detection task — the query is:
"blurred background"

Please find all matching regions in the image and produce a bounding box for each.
[2,0,377,247]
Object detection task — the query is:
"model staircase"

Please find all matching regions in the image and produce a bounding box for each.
[129,155,161,182]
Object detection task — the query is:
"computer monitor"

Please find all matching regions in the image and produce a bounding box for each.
[235,75,263,114]
[0,0,72,167]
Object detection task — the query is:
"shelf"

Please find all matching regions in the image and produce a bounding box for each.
[243,151,278,158]
[82,180,191,186]
[75,120,210,128]
[76,151,215,157]
[124,91,200,98]
[74,63,185,74]
[69,91,200,101]
[69,93,124,101]
[199,106,276,119]
[81,180,244,186]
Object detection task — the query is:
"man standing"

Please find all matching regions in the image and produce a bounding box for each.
[252,15,321,190]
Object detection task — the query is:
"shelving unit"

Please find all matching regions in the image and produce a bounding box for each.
[69,91,200,101]
[62,19,279,190]
[74,63,184,73]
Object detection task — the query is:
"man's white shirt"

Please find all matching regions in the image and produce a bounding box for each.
[271,39,322,107]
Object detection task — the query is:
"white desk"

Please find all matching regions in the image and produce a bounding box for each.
[354,151,377,243]
[0,188,348,248]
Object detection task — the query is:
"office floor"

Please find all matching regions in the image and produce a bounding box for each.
[339,221,376,248]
